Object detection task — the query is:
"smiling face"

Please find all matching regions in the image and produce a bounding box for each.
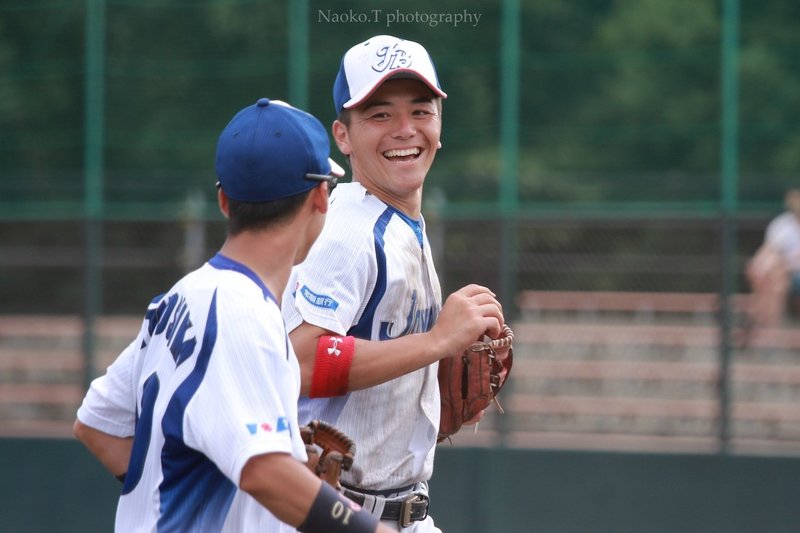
[332,78,442,217]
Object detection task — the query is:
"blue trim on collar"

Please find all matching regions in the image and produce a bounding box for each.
[208,253,276,302]
[387,206,424,248]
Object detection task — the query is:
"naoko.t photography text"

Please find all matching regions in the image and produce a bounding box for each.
[317,9,482,28]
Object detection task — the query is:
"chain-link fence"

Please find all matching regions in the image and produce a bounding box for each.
[2,0,799,454]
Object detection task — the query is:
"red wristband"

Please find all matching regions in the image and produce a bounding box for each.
[310,335,355,398]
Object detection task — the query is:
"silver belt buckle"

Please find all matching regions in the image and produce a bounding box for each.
[400,493,424,528]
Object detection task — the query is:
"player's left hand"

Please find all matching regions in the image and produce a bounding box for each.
[437,325,514,442]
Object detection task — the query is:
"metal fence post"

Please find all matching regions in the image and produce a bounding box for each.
[288,0,309,110]
[718,0,741,454]
[83,0,106,390]
[498,0,521,446]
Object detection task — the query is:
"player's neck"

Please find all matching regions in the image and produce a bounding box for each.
[218,231,295,305]
[354,179,423,219]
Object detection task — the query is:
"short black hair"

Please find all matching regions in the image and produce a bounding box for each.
[225,189,311,236]
[336,96,443,127]
[337,109,352,127]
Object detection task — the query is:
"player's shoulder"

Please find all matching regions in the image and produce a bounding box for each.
[329,182,389,220]
[315,184,380,244]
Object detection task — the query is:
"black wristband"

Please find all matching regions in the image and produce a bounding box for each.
[298,482,378,533]
[115,472,126,484]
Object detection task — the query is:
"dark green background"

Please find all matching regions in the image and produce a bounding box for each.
[2,0,795,315]
[2,0,799,215]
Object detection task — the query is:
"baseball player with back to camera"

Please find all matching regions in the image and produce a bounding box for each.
[73,97,393,532]
[282,35,509,531]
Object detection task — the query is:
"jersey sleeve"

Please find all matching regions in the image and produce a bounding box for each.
[283,227,375,335]
[76,336,142,438]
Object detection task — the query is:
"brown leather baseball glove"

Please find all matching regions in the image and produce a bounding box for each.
[437,325,514,443]
[300,419,356,490]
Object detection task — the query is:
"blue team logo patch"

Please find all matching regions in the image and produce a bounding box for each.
[300,285,339,310]
[276,417,290,432]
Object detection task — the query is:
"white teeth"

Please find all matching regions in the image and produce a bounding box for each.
[383,147,420,158]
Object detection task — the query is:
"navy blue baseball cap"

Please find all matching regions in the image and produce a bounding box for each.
[215,98,344,202]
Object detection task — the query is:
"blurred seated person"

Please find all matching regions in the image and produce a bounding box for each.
[746,188,800,327]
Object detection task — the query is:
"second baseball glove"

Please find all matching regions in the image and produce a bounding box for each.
[437,325,514,443]
[300,419,356,490]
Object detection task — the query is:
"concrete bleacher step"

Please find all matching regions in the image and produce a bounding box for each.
[501,342,800,440]
[510,359,800,397]
[0,316,138,433]
[2,308,800,455]
[496,290,800,453]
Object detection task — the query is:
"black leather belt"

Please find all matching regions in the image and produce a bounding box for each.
[343,490,429,528]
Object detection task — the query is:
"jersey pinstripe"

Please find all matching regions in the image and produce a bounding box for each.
[282,182,443,490]
[77,254,306,532]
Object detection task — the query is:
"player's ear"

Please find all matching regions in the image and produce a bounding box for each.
[310,183,330,215]
[332,120,351,156]
[217,188,230,219]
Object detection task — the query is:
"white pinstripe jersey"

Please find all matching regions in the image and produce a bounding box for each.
[77,254,306,532]
[282,182,443,490]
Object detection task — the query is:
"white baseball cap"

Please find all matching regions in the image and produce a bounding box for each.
[333,35,447,115]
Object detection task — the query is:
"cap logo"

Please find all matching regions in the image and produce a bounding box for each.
[372,43,412,73]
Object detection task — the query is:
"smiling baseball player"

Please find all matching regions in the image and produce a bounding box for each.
[282,35,506,531]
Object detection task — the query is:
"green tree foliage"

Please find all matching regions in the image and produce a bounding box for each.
[537,0,722,202]
[1,0,799,212]
[3,0,799,311]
